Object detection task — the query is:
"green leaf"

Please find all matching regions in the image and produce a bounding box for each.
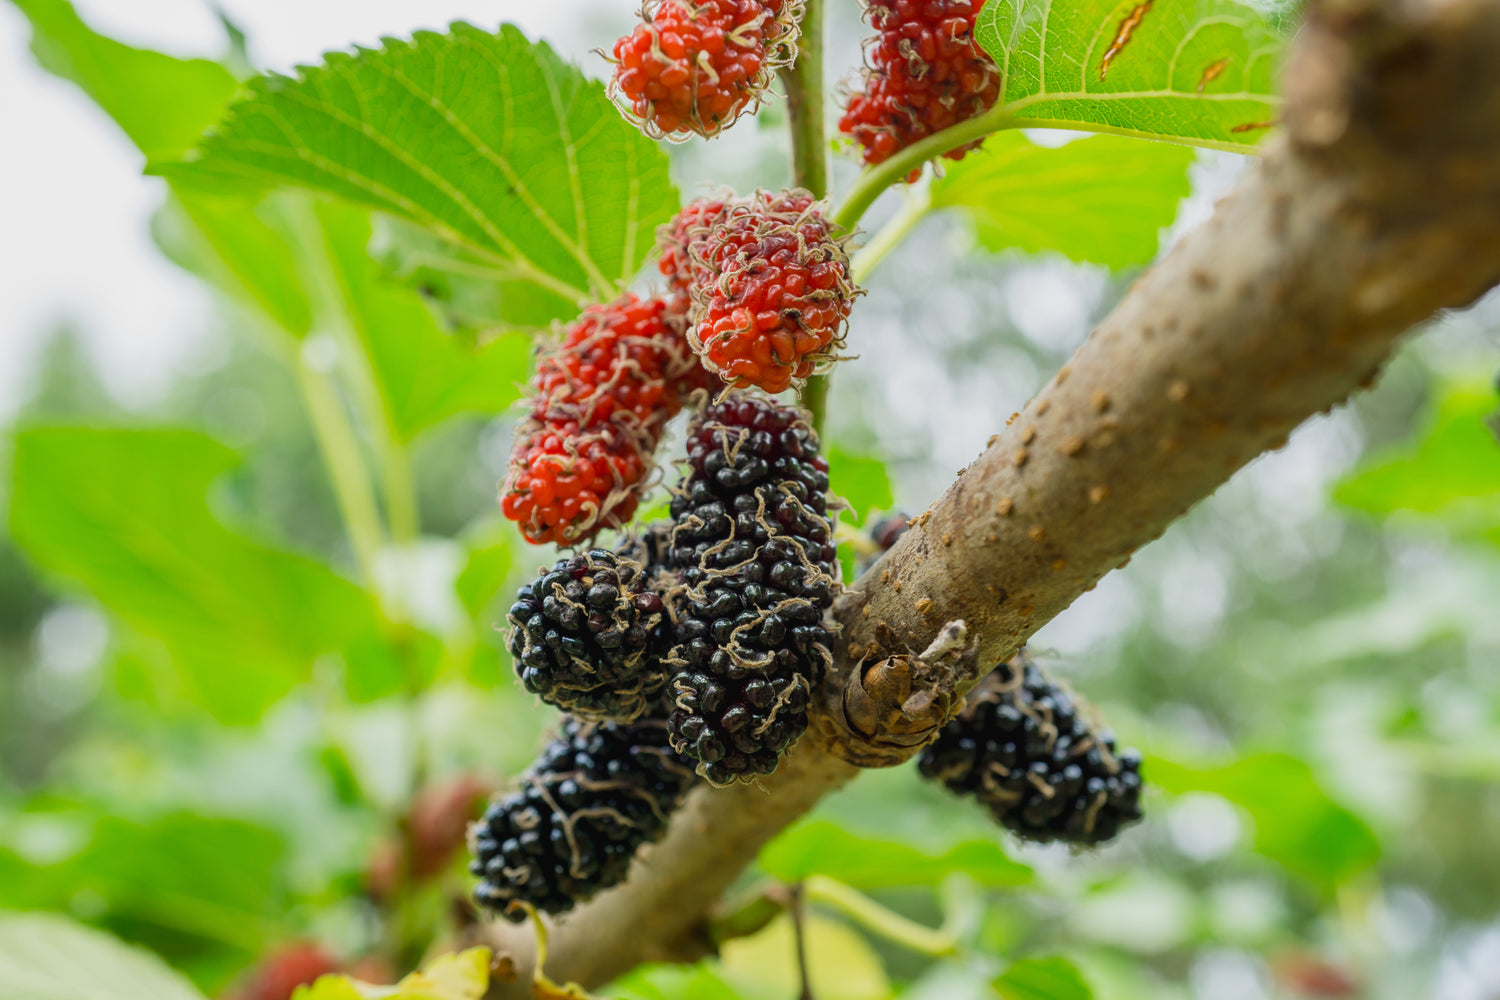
[313,201,533,441]
[0,913,207,1000]
[760,820,1031,889]
[719,914,891,1000]
[931,131,1193,268]
[159,23,678,301]
[293,948,491,1000]
[976,0,1286,150]
[9,0,239,159]
[1149,753,1380,891]
[455,522,514,620]
[609,964,743,1000]
[153,191,316,338]
[373,216,580,332]
[994,957,1096,1000]
[828,446,895,524]
[8,427,389,723]
[1334,383,1500,520]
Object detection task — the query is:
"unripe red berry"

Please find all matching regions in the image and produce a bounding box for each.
[220,944,340,1000]
[683,190,860,394]
[610,0,802,139]
[839,0,1000,177]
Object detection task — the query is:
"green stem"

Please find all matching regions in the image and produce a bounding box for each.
[802,374,830,437]
[782,0,828,199]
[381,437,421,544]
[850,188,932,285]
[803,875,959,957]
[297,352,387,587]
[832,109,1009,232]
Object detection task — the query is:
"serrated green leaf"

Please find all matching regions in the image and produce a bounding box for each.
[1334,383,1500,520]
[8,0,238,159]
[1150,753,1380,891]
[314,201,533,441]
[7,427,390,723]
[0,913,208,1000]
[994,957,1095,1000]
[760,820,1031,889]
[372,217,579,332]
[977,0,1286,150]
[931,131,1193,267]
[293,948,491,1000]
[158,23,678,301]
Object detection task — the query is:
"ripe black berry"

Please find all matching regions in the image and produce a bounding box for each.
[507,546,671,722]
[918,651,1144,845]
[468,716,695,920]
[665,393,838,784]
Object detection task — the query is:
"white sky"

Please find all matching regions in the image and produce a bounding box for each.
[0,0,631,417]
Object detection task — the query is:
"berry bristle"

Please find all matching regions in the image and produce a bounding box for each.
[508,546,672,722]
[468,716,696,920]
[917,651,1145,846]
[665,392,838,783]
[839,0,1000,178]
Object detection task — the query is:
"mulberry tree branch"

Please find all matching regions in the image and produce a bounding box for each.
[477,0,1500,990]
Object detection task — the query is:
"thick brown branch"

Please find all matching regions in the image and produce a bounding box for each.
[477,0,1500,989]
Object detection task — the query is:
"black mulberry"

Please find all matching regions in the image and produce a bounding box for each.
[665,393,838,784]
[468,716,696,920]
[507,547,671,722]
[918,652,1145,846]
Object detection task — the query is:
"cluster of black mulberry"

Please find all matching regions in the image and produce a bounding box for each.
[664,395,839,785]
[468,716,695,920]
[918,651,1145,846]
[475,391,837,920]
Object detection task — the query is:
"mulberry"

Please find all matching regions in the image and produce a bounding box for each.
[469,716,696,919]
[610,0,801,140]
[508,546,671,722]
[665,393,838,783]
[839,0,1000,177]
[657,196,730,294]
[686,190,858,394]
[501,293,699,547]
[918,651,1144,845]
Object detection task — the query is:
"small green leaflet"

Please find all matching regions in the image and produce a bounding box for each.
[157,23,679,303]
[931,131,1193,268]
[994,957,1096,1000]
[977,0,1286,150]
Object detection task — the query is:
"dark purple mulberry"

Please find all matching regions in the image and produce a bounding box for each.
[918,651,1145,846]
[468,716,696,919]
[665,392,838,784]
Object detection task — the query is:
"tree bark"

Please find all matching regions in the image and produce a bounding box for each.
[477,0,1500,989]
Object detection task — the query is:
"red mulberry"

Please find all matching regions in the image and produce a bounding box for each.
[839,0,1000,177]
[610,0,802,140]
[685,190,859,394]
[501,293,703,546]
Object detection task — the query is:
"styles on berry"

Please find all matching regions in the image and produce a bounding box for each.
[468,716,696,920]
[839,0,1001,178]
[508,545,672,722]
[664,392,838,784]
[501,293,705,547]
[610,0,803,140]
[680,189,861,394]
[917,650,1145,846]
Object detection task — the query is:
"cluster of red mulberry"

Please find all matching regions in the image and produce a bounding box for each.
[839,0,1001,177]
[500,293,706,546]
[610,0,803,139]
[662,190,859,394]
